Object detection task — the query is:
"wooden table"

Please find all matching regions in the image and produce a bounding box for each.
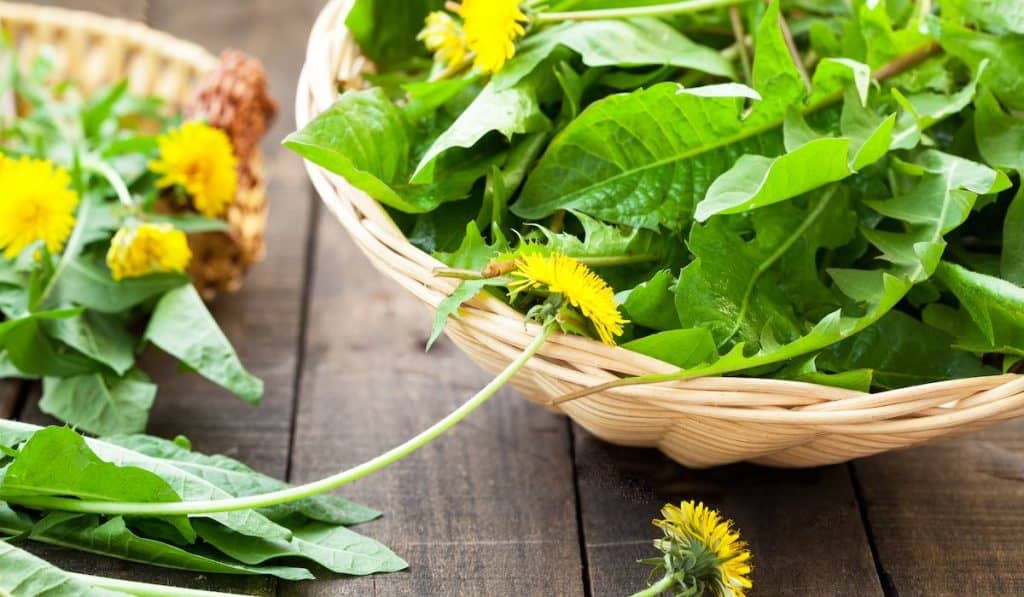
[7,2,1024,595]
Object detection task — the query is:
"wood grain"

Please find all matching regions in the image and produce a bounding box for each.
[853,420,1024,596]
[16,1,319,594]
[280,212,585,596]
[573,430,884,596]
[0,381,20,419]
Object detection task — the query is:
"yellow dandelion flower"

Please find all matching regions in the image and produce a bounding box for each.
[106,223,192,281]
[454,0,528,74]
[150,121,238,218]
[0,156,79,259]
[656,501,753,597]
[418,11,469,68]
[508,252,626,345]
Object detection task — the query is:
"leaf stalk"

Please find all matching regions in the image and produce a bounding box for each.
[0,323,556,516]
[534,0,753,23]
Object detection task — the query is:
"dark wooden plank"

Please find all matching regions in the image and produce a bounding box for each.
[574,432,884,596]
[0,381,21,419]
[281,211,586,595]
[17,0,319,593]
[853,419,1024,596]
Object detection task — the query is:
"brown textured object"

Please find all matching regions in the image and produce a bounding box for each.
[184,50,277,299]
[0,3,275,300]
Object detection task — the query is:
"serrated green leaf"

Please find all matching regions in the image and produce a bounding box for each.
[930,17,1024,110]
[928,261,1024,357]
[773,356,874,393]
[411,79,549,183]
[0,506,313,581]
[622,328,716,368]
[620,270,680,332]
[680,188,856,349]
[344,0,443,69]
[40,371,156,437]
[145,284,263,404]
[1005,189,1024,287]
[1,427,194,542]
[492,18,734,91]
[285,88,495,214]
[938,0,1024,36]
[44,311,135,376]
[513,2,805,231]
[974,88,1024,174]
[196,518,407,576]
[53,256,188,314]
[818,310,995,389]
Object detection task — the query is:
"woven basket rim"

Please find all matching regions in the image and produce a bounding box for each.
[0,1,217,70]
[294,0,1024,467]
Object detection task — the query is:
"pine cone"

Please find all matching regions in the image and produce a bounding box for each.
[181,50,277,299]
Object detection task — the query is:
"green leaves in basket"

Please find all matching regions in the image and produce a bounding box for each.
[512,3,803,231]
[925,262,1024,361]
[284,87,496,214]
[144,284,263,404]
[291,0,1024,389]
[345,0,443,70]
[0,422,403,580]
[819,310,997,389]
[492,18,734,91]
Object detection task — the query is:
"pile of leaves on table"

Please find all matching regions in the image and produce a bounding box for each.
[0,43,262,435]
[289,0,1024,392]
[0,422,405,587]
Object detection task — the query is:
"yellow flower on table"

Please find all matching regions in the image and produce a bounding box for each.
[454,0,528,74]
[656,501,753,597]
[419,11,469,68]
[0,156,79,259]
[508,252,626,345]
[150,121,238,218]
[106,223,192,281]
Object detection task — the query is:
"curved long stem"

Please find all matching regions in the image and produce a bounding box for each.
[0,324,555,517]
[84,157,134,209]
[629,573,675,597]
[535,0,751,23]
[69,573,246,597]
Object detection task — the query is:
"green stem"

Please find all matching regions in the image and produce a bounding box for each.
[31,198,91,311]
[577,254,661,268]
[718,184,838,348]
[0,324,556,516]
[84,157,135,209]
[629,573,676,597]
[535,0,752,22]
[69,573,247,597]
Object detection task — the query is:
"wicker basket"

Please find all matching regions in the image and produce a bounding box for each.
[296,0,1024,468]
[0,2,274,298]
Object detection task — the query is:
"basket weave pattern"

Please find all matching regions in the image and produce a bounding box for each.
[0,2,269,297]
[297,0,1024,468]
